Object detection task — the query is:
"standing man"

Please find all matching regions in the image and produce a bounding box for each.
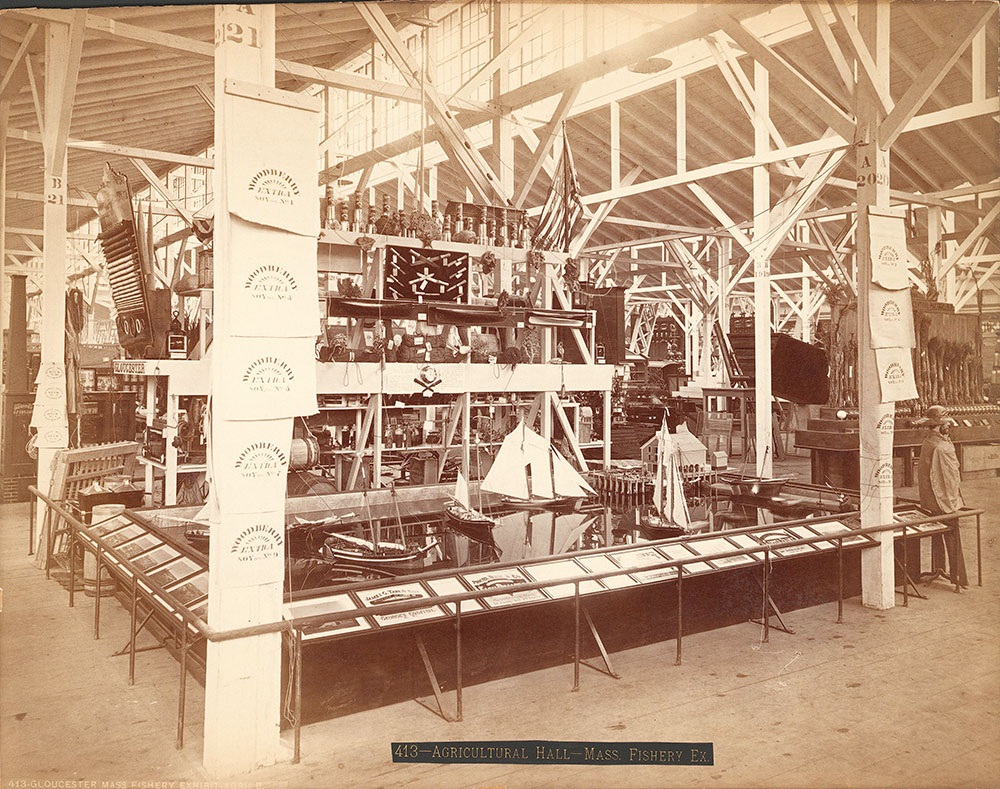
[916,405,969,588]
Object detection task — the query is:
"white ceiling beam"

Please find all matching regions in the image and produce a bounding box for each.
[8,7,488,113]
[0,23,40,99]
[717,15,855,141]
[801,2,854,99]
[357,3,509,205]
[569,165,642,257]
[24,54,44,137]
[515,86,580,208]
[6,126,213,168]
[127,157,196,226]
[938,202,1000,281]
[45,11,87,171]
[880,3,996,148]
[829,0,893,116]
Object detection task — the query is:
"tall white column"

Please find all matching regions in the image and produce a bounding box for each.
[204,5,285,774]
[752,62,773,476]
[857,0,895,610]
[35,20,80,547]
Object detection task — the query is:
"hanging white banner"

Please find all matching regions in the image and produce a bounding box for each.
[228,216,319,338]
[30,403,67,429]
[216,336,317,419]
[211,418,292,514]
[868,285,915,349]
[213,509,286,589]
[875,347,918,402]
[869,209,909,290]
[223,80,320,237]
[35,424,69,448]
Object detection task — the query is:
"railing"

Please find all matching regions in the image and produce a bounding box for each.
[29,485,983,765]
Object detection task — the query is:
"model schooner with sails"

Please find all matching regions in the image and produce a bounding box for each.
[444,470,497,537]
[480,421,596,508]
[640,419,693,537]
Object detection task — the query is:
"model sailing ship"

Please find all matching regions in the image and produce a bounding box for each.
[480,421,595,508]
[444,470,497,535]
[640,420,692,537]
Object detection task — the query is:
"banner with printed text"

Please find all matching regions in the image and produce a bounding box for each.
[875,346,918,402]
[216,336,317,419]
[224,84,320,237]
[211,418,293,514]
[213,508,286,589]
[868,209,909,291]
[227,216,319,338]
[31,361,68,447]
[868,285,915,349]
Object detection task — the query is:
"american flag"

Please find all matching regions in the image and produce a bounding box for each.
[531,129,585,253]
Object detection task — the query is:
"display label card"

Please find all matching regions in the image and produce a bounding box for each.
[148,556,202,589]
[523,559,603,598]
[869,285,915,349]
[103,524,144,547]
[425,577,483,614]
[211,417,292,513]
[689,537,756,567]
[576,554,637,589]
[285,594,371,641]
[809,520,872,547]
[214,510,285,589]
[463,568,547,608]
[657,544,714,575]
[228,216,319,338]
[787,525,834,551]
[116,534,161,559]
[166,573,209,607]
[754,529,815,557]
[354,583,445,627]
[133,545,180,572]
[216,337,318,418]
[224,84,320,237]
[89,515,131,537]
[869,209,909,290]
[875,347,918,402]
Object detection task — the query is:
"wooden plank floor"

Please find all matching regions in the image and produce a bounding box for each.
[2,462,998,788]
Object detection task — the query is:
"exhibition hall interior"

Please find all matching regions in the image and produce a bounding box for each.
[0,2,998,786]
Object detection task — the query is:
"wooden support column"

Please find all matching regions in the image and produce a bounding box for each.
[752,62,773,476]
[801,260,812,343]
[676,78,686,175]
[35,15,84,545]
[856,0,895,610]
[204,5,284,774]
[492,2,514,205]
[0,99,9,452]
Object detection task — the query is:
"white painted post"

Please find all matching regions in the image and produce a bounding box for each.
[857,0,895,610]
[801,260,812,343]
[35,19,81,546]
[204,5,285,774]
[0,100,9,455]
[752,62,773,477]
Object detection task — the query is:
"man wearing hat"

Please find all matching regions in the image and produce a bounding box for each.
[916,405,968,587]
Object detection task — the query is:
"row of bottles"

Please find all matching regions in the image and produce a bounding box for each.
[323,188,528,247]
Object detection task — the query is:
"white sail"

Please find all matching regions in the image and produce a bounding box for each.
[481,424,530,499]
[454,471,471,509]
[551,447,596,497]
[666,441,691,530]
[653,427,665,516]
[481,421,592,501]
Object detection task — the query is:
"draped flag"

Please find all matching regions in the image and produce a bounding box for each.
[531,127,585,253]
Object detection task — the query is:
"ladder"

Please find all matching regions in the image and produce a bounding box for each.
[628,303,657,357]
